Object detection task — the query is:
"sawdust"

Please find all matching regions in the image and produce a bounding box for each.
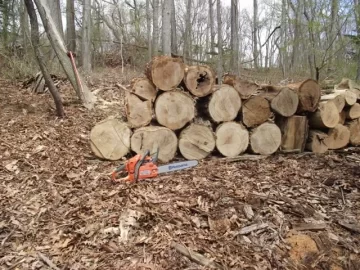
[286,233,319,263]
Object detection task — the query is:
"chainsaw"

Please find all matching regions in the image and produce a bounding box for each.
[111,149,198,183]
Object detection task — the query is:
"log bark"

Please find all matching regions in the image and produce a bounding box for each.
[154,90,195,130]
[145,55,185,90]
[215,122,249,157]
[348,119,360,146]
[308,101,339,129]
[321,89,357,106]
[242,96,271,128]
[324,124,350,149]
[126,93,153,128]
[223,74,258,99]
[130,77,157,101]
[268,87,299,117]
[90,118,131,160]
[345,103,360,120]
[179,123,216,160]
[277,116,308,152]
[250,122,282,155]
[305,130,328,154]
[130,126,178,163]
[184,65,215,97]
[287,79,321,113]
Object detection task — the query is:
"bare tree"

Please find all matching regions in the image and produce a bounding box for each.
[208,0,215,57]
[146,0,152,60]
[170,0,177,54]
[162,0,171,55]
[152,0,159,56]
[184,0,192,63]
[253,0,259,68]
[230,0,239,74]
[66,0,76,52]
[217,0,223,83]
[47,0,64,38]
[82,0,92,73]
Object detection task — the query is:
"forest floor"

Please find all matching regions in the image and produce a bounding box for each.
[1,69,360,270]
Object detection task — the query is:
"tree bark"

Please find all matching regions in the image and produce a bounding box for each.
[47,0,64,38]
[216,0,223,83]
[253,0,259,68]
[215,122,249,157]
[250,122,282,155]
[161,0,171,55]
[152,0,159,56]
[66,0,76,52]
[82,0,92,73]
[230,0,239,74]
[184,0,192,63]
[208,0,215,56]
[277,116,308,152]
[146,0,152,60]
[170,0,177,54]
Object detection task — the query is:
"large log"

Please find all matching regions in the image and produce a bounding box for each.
[130,126,178,163]
[320,94,345,113]
[145,55,185,90]
[129,77,157,101]
[183,65,215,97]
[287,79,321,113]
[179,123,216,160]
[305,130,328,154]
[268,87,299,117]
[223,74,258,99]
[308,101,339,129]
[321,90,356,106]
[126,93,153,128]
[215,122,249,157]
[335,78,360,99]
[250,122,282,155]
[154,90,195,130]
[277,116,308,152]
[339,110,346,125]
[90,118,131,160]
[324,124,350,149]
[242,96,271,128]
[345,103,360,120]
[348,119,360,146]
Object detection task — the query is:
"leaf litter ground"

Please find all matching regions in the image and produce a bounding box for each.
[0,76,360,270]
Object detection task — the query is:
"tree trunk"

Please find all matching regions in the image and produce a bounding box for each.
[126,93,153,128]
[24,0,64,118]
[230,0,239,74]
[287,79,321,112]
[242,96,271,128]
[208,0,215,56]
[308,101,340,129]
[146,0,152,60]
[305,130,329,153]
[253,0,259,68]
[184,0,192,63]
[162,0,171,55]
[66,0,76,52]
[216,0,223,83]
[152,0,159,56]
[324,124,350,149]
[277,116,308,152]
[170,0,177,54]
[82,0,92,73]
[154,90,195,130]
[348,119,360,146]
[184,65,215,97]
[223,74,258,99]
[90,118,132,160]
[249,122,282,155]
[130,126,178,163]
[179,123,216,160]
[47,0,64,38]
[129,77,157,101]
[345,103,360,119]
[215,122,249,157]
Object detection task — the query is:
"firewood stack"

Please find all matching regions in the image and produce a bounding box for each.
[90,56,360,162]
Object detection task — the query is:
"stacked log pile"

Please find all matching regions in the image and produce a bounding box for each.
[90,56,360,161]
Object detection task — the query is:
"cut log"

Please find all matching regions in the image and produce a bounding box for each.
[129,77,157,101]
[90,118,131,160]
[321,94,345,113]
[268,87,299,117]
[126,93,153,128]
[183,65,215,97]
[145,55,185,90]
[242,96,271,128]
[223,74,258,99]
[335,77,360,99]
[215,122,249,157]
[249,122,282,155]
[321,90,356,107]
[154,90,195,130]
[130,126,178,163]
[308,101,339,129]
[348,119,360,146]
[324,124,350,149]
[305,130,328,153]
[277,116,308,152]
[179,123,216,160]
[287,79,321,113]
[345,103,360,120]
[339,110,346,125]
[207,84,241,122]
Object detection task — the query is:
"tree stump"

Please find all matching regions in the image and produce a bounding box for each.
[242,96,271,128]
[184,65,215,97]
[223,74,258,99]
[250,122,282,155]
[345,103,360,120]
[308,101,339,129]
[348,119,360,146]
[324,124,350,149]
[130,77,157,101]
[90,118,131,160]
[215,122,249,157]
[126,93,153,128]
[277,116,308,152]
[154,90,195,130]
[179,123,216,160]
[306,130,329,154]
[130,126,178,163]
[287,79,321,113]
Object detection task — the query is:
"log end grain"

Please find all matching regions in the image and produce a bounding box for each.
[324,124,350,150]
[242,96,271,128]
[270,87,299,117]
[126,93,153,128]
[250,122,282,155]
[184,65,215,97]
[348,119,360,146]
[130,77,157,101]
[223,74,258,99]
[289,79,321,113]
[215,122,249,157]
[306,130,328,154]
[345,103,360,120]
[309,101,339,129]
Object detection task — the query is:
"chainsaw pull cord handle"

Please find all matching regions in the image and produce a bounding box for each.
[134,150,150,181]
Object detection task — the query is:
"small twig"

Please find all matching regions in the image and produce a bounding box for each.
[1,229,15,246]
[37,252,61,270]
[340,187,346,205]
[236,223,269,235]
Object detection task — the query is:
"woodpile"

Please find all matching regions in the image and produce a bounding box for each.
[90,56,360,161]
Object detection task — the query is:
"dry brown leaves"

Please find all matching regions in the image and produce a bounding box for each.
[0,77,360,270]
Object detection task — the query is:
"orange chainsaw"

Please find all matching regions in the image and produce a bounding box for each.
[111,149,198,183]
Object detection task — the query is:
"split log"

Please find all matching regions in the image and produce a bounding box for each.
[268,87,299,117]
[321,90,356,107]
[287,79,321,113]
[242,96,271,128]
[305,130,328,154]
[90,118,131,160]
[183,65,215,97]
[324,124,350,149]
[154,90,195,130]
[277,116,308,152]
[215,122,249,157]
[348,119,360,146]
[179,123,215,160]
[339,110,346,125]
[308,101,339,129]
[145,55,185,90]
[126,93,153,128]
[129,77,157,101]
[130,126,178,163]
[249,122,282,155]
[223,74,258,99]
[345,103,360,120]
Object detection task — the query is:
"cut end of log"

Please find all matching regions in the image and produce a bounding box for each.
[288,79,321,113]
[348,119,360,146]
[345,103,360,120]
[215,122,249,157]
[270,87,299,117]
[306,130,328,154]
[130,77,157,101]
[242,96,271,128]
[223,74,258,99]
[309,101,339,129]
[250,122,282,155]
[126,93,153,128]
[184,65,215,97]
[324,124,350,150]
[179,123,215,160]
